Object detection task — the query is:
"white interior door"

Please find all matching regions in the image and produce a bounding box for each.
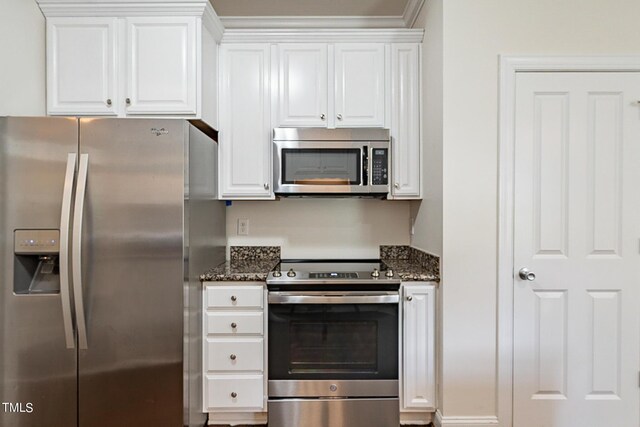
[513,72,640,426]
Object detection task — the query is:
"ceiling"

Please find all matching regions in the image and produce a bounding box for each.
[210,0,410,17]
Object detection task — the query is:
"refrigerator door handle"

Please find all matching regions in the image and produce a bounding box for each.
[60,153,77,349]
[72,153,89,349]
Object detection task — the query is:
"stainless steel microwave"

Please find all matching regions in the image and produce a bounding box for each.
[273,128,391,196]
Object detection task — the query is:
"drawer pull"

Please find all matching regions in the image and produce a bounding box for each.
[230,295,237,302]
[231,322,237,329]
[230,354,237,360]
[231,392,237,398]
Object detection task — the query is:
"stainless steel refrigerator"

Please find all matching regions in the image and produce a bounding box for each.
[0,117,226,427]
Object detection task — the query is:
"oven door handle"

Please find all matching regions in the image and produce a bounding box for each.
[268,292,399,304]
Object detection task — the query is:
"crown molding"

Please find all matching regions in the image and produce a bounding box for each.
[36,0,210,17]
[219,15,407,29]
[221,28,424,44]
[402,0,426,28]
[202,1,224,42]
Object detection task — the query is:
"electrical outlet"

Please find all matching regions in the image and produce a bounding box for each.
[237,219,249,236]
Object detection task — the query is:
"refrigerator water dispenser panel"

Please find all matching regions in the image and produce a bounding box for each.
[14,229,61,295]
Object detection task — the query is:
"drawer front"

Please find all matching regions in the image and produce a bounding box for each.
[206,312,264,335]
[205,375,264,410]
[206,338,264,371]
[206,286,263,309]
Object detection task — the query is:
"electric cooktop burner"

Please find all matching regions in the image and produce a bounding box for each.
[266,260,401,290]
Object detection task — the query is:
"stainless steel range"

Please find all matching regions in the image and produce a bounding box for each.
[266,260,401,427]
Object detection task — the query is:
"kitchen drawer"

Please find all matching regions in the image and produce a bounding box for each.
[206,312,264,335]
[206,338,264,371]
[205,374,264,410]
[206,285,263,309]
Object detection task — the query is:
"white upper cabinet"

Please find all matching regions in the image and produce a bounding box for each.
[277,44,328,127]
[40,1,222,119]
[219,44,272,199]
[125,17,197,115]
[47,18,118,115]
[390,43,421,198]
[334,44,386,127]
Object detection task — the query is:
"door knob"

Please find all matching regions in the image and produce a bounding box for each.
[518,268,536,281]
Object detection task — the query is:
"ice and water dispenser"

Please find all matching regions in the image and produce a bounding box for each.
[14,229,61,295]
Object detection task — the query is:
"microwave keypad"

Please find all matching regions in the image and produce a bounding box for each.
[371,149,388,185]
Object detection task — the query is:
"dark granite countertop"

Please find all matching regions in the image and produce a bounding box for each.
[381,258,439,282]
[200,258,279,282]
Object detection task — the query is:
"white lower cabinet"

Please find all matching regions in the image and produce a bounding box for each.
[203,283,267,419]
[402,283,436,412]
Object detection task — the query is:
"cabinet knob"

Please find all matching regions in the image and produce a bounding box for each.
[230,322,237,329]
[125,97,131,105]
[230,392,237,398]
[106,99,112,106]
[407,296,413,301]
[264,183,270,190]
[230,354,237,360]
[337,114,343,120]
[230,295,237,302]
[394,183,400,189]
[320,114,326,120]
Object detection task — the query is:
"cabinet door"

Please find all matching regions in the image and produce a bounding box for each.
[391,44,421,198]
[125,17,197,115]
[47,18,117,115]
[334,44,385,127]
[219,44,272,199]
[403,284,435,410]
[278,44,328,127]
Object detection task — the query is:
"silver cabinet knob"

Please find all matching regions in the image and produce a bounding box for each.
[518,268,536,281]
[320,114,326,120]
[337,114,343,120]
[287,268,296,277]
[371,268,380,278]
[230,322,237,329]
[230,354,237,360]
[394,183,400,189]
[407,295,413,301]
[106,99,112,106]
[264,182,270,190]
[230,392,237,398]
[230,295,237,302]
[125,97,131,105]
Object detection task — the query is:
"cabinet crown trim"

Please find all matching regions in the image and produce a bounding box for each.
[221,28,424,44]
[37,0,212,17]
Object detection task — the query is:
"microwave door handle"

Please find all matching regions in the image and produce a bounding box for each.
[362,146,369,188]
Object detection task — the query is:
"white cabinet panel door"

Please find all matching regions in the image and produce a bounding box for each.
[513,72,640,427]
[219,44,272,199]
[402,284,435,410]
[390,44,421,199]
[278,44,328,127]
[125,17,197,115]
[47,18,117,115]
[334,44,385,127]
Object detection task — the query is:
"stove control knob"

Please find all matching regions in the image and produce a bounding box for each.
[287,269,296,277]
[385,269,394,278]
[371,268,380,278]
[272,270,282,277]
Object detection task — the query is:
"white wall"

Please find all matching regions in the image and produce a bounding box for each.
[226,199,411,259]
[0,0,46,116]
[410,0,443,257]
[438,0,640,422]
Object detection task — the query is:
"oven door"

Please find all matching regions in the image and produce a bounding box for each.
[267,292,399,381]
[273,142,369,194]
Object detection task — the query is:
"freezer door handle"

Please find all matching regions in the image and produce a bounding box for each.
[59,153,77,349]
[72,154,89,349]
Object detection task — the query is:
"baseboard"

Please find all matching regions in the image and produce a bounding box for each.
[434,410,499,427]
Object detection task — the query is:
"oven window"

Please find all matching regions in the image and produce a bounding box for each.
[282,149,361,185]
[269,303,398,380]
[290,320,377,373]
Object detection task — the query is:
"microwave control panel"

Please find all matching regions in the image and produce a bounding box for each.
[371,148,389,185]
